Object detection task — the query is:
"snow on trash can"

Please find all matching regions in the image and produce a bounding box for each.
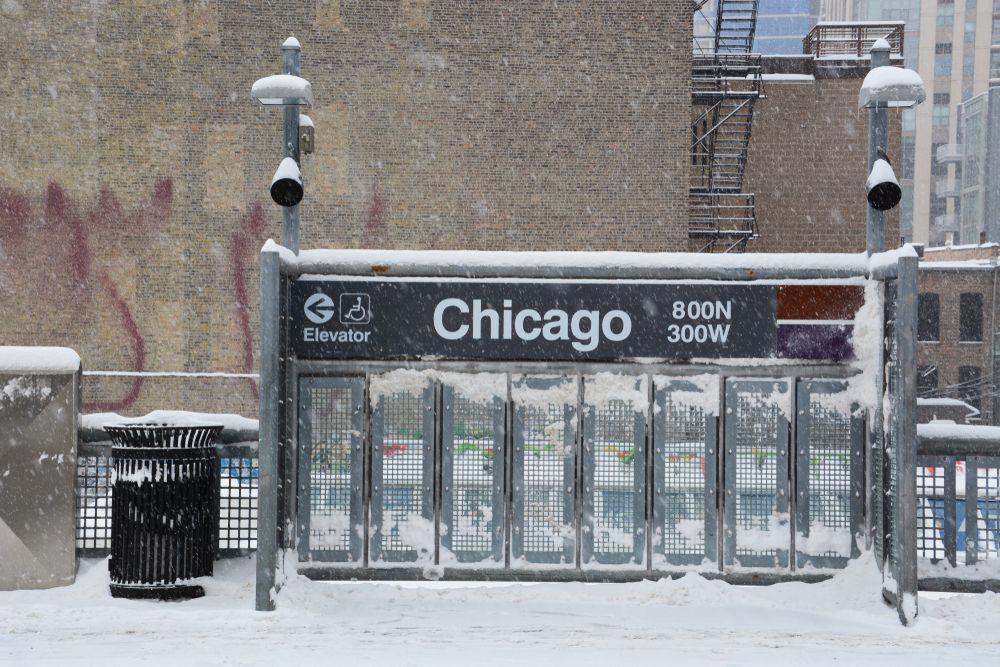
[105,423,222,600]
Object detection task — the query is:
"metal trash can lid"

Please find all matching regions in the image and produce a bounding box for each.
[105,422,223,450]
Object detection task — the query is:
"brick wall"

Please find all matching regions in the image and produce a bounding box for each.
[0,1,691,416]
[916,266,996,424]
[743,59,901,253]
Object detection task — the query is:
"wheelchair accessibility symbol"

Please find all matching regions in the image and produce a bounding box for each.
[339,293,371,325]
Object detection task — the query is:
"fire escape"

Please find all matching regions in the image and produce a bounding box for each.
[690,0,762,252]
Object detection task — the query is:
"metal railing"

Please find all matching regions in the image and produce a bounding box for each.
[802,22,904,59]
[692,54,762,100]
[689,191,758,251]
[916,426,1000,592]
[75,438,259,558]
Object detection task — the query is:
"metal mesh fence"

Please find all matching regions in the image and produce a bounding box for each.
[796,382,858,567]
[657,386,711,562]
[75,442,258,556]
[218,454,259,552]
[75,445,113,554]
[586,388,644,565]
[308,385,357,553]
[372,386,434,561]
[513,376,576,565]
[445,390,504,563]
[916,464,946,561]
[522,403,571,557]
[727,380,789,567]
[973,464,1000,560]
[915,457,1000,568]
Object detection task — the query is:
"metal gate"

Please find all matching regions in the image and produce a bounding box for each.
[295,370,864,578]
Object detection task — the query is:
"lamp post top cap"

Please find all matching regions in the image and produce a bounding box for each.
[282,36,301,50]
[859,66,926,109]
[870,38,891,53]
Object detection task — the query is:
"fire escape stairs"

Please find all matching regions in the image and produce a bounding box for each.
[690,0,762,253]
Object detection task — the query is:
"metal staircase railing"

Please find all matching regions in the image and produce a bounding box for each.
[715,0,760,54]
[689,0,761,252]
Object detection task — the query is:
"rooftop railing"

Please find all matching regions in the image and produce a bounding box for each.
[802,22,904,59]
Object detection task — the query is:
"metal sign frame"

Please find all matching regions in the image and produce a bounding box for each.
[255,247,919,626]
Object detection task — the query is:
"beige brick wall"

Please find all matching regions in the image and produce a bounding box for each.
[0,1,692,417]
[743,68,901,253]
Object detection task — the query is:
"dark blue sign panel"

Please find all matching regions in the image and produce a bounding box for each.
[290,279,779,361]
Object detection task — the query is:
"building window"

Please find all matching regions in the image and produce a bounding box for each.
[959,366,982,412]
[965,21,977,43]
[933,105,951,127]
[937,4,954,27]
[918,366,939,397]
[933,93,951,105]
[918,293,940,341]
[935,53,952,77]
[960,293,983,341]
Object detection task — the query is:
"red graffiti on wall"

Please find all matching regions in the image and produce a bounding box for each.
[362,175,387,247]
[0,180,165,411]
[230,203,267,400]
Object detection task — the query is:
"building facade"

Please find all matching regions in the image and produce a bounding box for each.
[856,0,1000,245]
[917,243,1000,424]
[934,86,1000,244]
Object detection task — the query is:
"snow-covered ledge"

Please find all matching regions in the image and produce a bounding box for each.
[262,240,917,281]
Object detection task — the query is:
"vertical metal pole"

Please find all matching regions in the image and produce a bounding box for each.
[893,253,919,624]
[866,42,891,256]
[255,249,281,611]
[282,38,301,254]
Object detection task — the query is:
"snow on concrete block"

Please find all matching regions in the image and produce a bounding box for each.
[0,346,80,374]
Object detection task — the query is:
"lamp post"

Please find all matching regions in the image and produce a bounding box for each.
[250,37,313,613]
[867,41,891,256]
[859,39,926,255]
[251,37,313,254]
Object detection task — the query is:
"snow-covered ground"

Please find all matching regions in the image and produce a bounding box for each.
[1,555,997,666]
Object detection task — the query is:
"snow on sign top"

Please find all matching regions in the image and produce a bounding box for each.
[263,241,915,280]
[251,74,312,106]
[0,346,80,373]
[858,66,925,109]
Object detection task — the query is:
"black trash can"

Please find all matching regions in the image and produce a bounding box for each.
[106,423,222,600]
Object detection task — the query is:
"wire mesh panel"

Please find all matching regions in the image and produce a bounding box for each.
[724,379,790,568]
[441,374,506,565]
[370,373,436,563]
[511,375,578,566]
[652,376,719,568]
[795,380,863,569]
[915,458,954,565]
[297,377,365,563]
[967,458,1000,564]
[75,443,113,554]
[218,446,259,554]
[582,374,647,566]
